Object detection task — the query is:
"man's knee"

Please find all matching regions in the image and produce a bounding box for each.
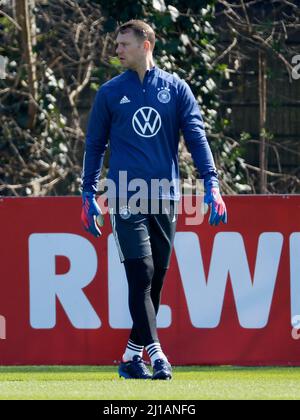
[124,255,155,286]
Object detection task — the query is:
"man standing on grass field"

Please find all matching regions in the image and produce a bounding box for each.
[81,20,227,380]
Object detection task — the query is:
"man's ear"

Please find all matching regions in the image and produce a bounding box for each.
[144,40,151,52]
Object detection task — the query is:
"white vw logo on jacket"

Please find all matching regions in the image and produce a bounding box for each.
[132,107,162,138]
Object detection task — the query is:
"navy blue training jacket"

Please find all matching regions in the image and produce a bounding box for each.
[82,66,219,200]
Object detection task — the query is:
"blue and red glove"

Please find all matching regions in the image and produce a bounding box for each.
[81,192,104,238]
[204,186,227,226]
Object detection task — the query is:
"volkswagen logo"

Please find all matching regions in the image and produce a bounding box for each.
[132,107,162,138]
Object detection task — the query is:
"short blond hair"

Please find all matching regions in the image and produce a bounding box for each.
[116,20,156,51]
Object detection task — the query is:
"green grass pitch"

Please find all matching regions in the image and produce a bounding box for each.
[0,366,300,400]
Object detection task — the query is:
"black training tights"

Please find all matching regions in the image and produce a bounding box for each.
[123,255,168,347]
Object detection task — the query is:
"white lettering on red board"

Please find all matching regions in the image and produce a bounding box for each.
[28,232,300,330]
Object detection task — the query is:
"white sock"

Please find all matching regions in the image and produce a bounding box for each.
[122,339,144,362]
[146,342,168,366]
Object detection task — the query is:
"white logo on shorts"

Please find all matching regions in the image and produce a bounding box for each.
[120,206,132,220]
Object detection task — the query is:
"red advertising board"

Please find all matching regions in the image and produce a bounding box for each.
[0,195,300,366]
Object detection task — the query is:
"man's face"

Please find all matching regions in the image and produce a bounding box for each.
[116,30,146,69]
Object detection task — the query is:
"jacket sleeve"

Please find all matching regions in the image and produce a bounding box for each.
[81,87,111,193]
[178,80,219,189]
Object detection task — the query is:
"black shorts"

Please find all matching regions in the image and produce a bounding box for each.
[108,198,178,269]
